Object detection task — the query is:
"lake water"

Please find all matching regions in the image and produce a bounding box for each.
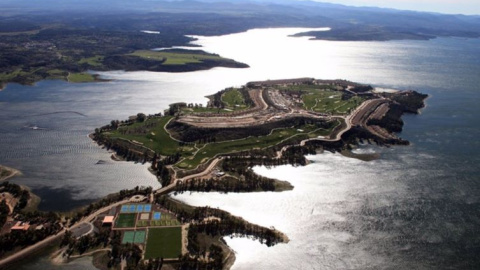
[1,28,479,269]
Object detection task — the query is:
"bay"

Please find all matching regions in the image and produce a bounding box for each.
[1,28,479,268]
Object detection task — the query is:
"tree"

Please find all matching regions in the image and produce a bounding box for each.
[137,113,147,122]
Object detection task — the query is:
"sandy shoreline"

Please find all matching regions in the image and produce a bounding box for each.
[0,165,22,182]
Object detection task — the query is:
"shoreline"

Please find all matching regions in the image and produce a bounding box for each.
[0,165,22,182]
[0,78,426,270]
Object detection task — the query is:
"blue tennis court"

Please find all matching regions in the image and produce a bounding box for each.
[153,212,161,220]
[120,204,153,213]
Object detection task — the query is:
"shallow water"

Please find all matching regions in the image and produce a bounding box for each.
[1,28,479,269]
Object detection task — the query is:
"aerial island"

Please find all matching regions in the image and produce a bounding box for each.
[0,78,427,269]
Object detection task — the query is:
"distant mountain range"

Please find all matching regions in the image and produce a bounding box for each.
[2,0,479,40]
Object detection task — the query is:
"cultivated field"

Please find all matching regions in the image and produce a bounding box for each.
[130,50,227,65]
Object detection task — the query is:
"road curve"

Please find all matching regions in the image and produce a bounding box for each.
[0,99,381,268]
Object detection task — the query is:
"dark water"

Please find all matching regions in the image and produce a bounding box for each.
[0,80,164,211]
[1,29,479,268]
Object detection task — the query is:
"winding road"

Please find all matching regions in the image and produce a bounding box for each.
[0,97,384,268]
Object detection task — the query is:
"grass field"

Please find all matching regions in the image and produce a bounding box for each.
[221,88,247,110]
[137,220,149,227]
[68,72,96,83]
[106,110,341,169]
[280,85,363,114]
[114,213,137,228]
[145,227,182,259]
[130,50,228,65]
[302,91,363,114]
[78,56,103,66]
[108,116,195,157]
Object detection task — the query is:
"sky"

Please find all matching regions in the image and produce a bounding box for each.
[310,0,480,15]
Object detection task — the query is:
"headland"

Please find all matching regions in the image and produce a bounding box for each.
[0,78,427,269]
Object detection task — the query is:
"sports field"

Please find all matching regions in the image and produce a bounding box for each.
[122,230,146,244]
[144,227,182,259]
[115,213,136,228]
[120,204,152,213]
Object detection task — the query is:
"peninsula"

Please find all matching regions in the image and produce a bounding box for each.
[0,78,427,269]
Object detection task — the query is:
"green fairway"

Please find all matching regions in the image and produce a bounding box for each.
[178,122,340,169]
[279,85,363,114]
[129,50,228,65]
[114,213,137,228]
[106,113,340,170]
[302,91,363,114]
[145,227,182,259]
[221,88,247,110]
[108,116,195,157]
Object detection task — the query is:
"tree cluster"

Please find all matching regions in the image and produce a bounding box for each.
[0,220,61,257]
[0,181,31,213]
[155,196,285,248]
[174,173,276,194]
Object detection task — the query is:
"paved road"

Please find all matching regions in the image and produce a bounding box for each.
[0,98,383,268]
[155,157,222,196]
[0,198,130,268]
[275,98,386,158]
[71,222,93,238]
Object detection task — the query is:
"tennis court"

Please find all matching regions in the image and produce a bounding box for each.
[153,212,162,220]
[122,230,146,244]
[120,204,152,213]
[122,231,135,244]
[134,230,146,243]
